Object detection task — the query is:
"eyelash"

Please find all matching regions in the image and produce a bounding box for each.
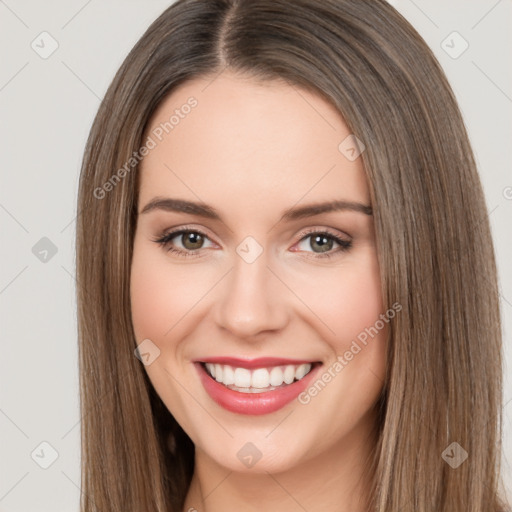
[152,226,352,260]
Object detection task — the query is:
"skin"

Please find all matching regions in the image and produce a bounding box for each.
[130,71,387,512]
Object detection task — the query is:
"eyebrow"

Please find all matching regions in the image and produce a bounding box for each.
[140,197,372,220]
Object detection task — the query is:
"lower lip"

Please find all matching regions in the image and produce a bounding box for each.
[195,362,321,415]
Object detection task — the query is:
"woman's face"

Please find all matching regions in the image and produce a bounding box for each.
[131,71,387,473]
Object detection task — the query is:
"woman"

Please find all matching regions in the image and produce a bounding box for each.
[76,0,510,510]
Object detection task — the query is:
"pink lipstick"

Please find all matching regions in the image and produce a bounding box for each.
[194,357,321,415]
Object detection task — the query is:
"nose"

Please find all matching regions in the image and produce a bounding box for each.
[213,248,290,340]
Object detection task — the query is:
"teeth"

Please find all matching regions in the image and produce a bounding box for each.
[214,364,223,382]
[269,366,284,386]
[234,367,251,388]
[223,364,235,385]
[295,363,309,380]
[206,363,215,378]
[203,362,313,391]
[283,365,295,384]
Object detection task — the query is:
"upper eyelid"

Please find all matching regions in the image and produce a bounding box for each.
[157,225,218,245]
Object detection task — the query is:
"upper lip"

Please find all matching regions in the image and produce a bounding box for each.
[196,356,319,369]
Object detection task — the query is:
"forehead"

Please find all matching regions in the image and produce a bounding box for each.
[138,71,370,213]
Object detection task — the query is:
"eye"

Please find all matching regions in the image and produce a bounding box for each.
[293,228,352,259]
[153,228,214,258]
[153,226,352,260]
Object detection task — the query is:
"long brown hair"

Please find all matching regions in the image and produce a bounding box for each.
[76,0,509,510]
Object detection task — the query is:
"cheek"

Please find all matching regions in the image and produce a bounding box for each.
[290,253,387,444]
[290,250,384,348]
[130,243,209,343]
[334,260,384,344]
[129,243,204,422]
[130,256,174,343]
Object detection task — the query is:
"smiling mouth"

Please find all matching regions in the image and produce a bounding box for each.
[200,361,320,394]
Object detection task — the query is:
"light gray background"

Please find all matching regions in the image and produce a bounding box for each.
[0,0,510,510]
